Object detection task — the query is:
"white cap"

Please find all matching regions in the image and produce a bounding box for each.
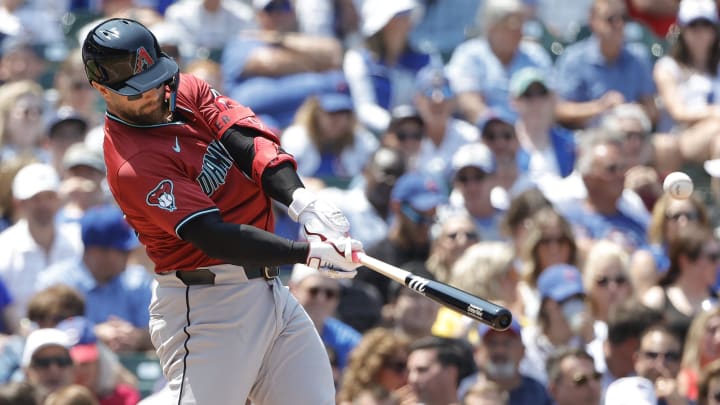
[290,263,321,285]
[361,0,419,37]
[451,143,495,176]
[21,328,71,367]
[678,0,719,26]
[604,377,657,405]
[705,159,720,177]
[12,163,60,200]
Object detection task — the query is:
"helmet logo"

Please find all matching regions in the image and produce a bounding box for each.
[134,46,155,74]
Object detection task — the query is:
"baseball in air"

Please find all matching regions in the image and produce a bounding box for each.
[663,171,694,199]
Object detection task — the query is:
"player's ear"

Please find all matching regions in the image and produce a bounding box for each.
[90,81,109,95]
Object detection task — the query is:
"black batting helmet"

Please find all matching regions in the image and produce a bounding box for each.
[82,18,178,97]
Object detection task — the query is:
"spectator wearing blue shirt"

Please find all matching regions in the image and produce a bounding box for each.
[343,0,430,135]
[554,0,657,129]
[288,264,361,370]
[509,68,576,182]
[38,204,153,353]
[221,0,345,130]
[458,319,553,405]
[446,0,552,124]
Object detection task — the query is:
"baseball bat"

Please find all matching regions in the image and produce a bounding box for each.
[357,253,513,331]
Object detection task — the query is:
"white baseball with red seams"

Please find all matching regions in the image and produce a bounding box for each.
[663,171,694,200]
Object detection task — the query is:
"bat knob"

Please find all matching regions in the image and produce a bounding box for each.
[492,309,513,331]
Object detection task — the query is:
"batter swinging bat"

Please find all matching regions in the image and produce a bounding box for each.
[357,253,513,331]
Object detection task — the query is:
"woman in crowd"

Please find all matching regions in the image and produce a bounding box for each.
[517,206,579,320]
[583,240,634,325]
[0,80,48,163]
[679,306,720,401]
[642,223,720,340]
[343,0,430,134]
[631,193,710,296]
[699,358,720,405]
[653,0,720,164]
[282,90,378,188]
[426,212,479,283]
[337,327,413,405]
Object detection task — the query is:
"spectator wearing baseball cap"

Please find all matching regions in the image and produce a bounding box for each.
[21,328,75,399]
[382,104,425,171]
[288,264,361,370]
[457,318,553,405]
[45,107,88,175]
[440,142,507,241]
[521,264,599,385]
[412,65,480,181]
[509,67,576,184]
[56,316,142,404]
[354,172,447,303]
[0,163,83,325]
[281,84,379,188]
[56,142,107,226]
[446,0,552,125]
[38,205,153,353]
[344,0,430,135]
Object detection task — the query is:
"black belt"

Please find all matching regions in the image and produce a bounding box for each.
[175,266,279,286]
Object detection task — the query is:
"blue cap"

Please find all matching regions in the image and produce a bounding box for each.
[477,108,516,133]
[391,171,447,211]
[80,205,139,251]
[478,317,521,339]
[537,264,584,302]
[415,66,453,99]
[317,92,354,113]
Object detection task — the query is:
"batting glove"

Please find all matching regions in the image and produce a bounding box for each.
[306,237,363,279]
[288,188,350,242]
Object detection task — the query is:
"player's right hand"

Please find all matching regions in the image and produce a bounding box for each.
[306,237,363,279]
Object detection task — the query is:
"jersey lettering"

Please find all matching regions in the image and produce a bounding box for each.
[146,179,176,212]
[196,141,233,196]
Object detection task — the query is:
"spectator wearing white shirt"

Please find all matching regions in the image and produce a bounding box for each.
[0,163,82,330]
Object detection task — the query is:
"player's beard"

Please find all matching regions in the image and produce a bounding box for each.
[114,91,170,125]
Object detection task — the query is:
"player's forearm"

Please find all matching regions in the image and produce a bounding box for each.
[179,212,309,266]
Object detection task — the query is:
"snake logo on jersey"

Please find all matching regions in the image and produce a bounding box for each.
[146,179,176,212]
[196,140,233,196]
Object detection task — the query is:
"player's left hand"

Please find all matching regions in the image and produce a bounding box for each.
[306,237,363,278]
[288,188,350,242]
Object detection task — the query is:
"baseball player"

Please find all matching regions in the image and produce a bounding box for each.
[81,18,364,405]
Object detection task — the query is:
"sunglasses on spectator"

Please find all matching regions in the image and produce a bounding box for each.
[483,130,515,142]
[571,371,601,387]
[595,275,628,287]
[640,350,681,363]
[32,356,73,369]
[396,130,423,141]
[456,172,486,184]
[446,230,479,241]
[307,286,339,300]
[383,359,407,374]
[400,203,436,226]
[604,14,629,24]
[538,235,569,246]
[687,19,716,29]
[520,88,549,100]
[701,251,720,263]
[665,212,698,222]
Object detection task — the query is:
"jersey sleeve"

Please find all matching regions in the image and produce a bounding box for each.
[112,150,218,238]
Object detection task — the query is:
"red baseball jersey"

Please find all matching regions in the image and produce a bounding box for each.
[103,74,285,273]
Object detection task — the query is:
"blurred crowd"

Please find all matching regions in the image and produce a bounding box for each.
[2,0,720,404]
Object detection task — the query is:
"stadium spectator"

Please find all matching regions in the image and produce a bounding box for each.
[699,358,720,405]
[407,335,475,405]
[642,223,720,340]
[546,347,601,405]
[343,0,429,134]
[426,212,479,284]
[20,328,75,402]
[38,205,152,353]
[381,104,425,171]
[630,193,710,296]
[447,0,552,124]
[221,0,345,129]
[0,80,49,163]
[633,324,690,405]
[679,306,720,401]
[281,87,379,187]
[413,65,479,181]
[554,0,657,128]
[288,264,361,370]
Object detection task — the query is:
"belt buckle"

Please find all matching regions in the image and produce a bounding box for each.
[262,266,278,279]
